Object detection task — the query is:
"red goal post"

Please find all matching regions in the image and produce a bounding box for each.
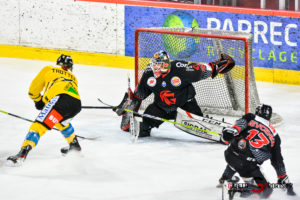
[134,27,265,121]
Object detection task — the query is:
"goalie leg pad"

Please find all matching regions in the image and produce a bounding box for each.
[121,114,130,132]
[119,95,142,131]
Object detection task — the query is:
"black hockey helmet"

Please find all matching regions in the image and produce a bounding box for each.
[57,54,73,71]
[255,104,272,120]
[151,50,171,73]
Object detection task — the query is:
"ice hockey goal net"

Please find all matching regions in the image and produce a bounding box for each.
[135,27,282,124]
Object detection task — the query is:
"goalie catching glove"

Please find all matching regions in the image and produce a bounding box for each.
[210,53,235,79]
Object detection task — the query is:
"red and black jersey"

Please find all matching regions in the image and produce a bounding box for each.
[228,113,286,177]
[135,60,212,113]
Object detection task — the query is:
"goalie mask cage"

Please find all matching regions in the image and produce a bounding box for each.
[134,27,282,125]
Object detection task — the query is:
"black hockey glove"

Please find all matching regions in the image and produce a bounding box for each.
[115,93,142,116]
[222,127,238,142]
[120,97,142,131]
[210,53,235,79]
[114,92,130,116]
[34,99,45,110]
[278,175,296,196]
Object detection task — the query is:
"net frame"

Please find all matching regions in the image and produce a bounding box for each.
[135,27,254,114]
[134,28,283,125]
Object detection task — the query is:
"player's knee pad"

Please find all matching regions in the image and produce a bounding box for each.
[143,117,162,128]
[139,128,151,137]
[138,121,151,137]
[60,123,75,143]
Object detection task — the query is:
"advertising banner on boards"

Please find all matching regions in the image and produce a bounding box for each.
[125,6,299,71]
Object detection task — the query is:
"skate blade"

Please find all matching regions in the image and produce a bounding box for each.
[5,159,24,167]
[216,183,223,188]
[61,149,82,157]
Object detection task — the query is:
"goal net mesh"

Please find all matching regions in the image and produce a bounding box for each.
[135,27,282,125]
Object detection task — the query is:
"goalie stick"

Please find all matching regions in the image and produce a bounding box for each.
[82,106,112,109]
[97,92,129,111]
[124,108,226,143]
[127,75,140,143]
[0,109,98,140]
[97,96,231,143]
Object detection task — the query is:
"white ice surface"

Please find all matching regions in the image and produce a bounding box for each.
[0,57,299,200]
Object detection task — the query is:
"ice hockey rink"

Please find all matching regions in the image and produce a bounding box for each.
[0,57,300,200]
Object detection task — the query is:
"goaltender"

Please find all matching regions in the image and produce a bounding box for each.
[115,50,235,138]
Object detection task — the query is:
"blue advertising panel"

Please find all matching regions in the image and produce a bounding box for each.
[125,6,300,71]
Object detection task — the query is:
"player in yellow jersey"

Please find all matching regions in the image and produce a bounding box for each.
[7,54,82,166]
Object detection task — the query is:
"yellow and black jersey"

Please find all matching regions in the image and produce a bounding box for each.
[28,65,80,104]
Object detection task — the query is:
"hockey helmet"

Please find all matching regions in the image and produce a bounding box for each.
[57,54,73,71]
[255,104,272,120]
[150,50,171,77]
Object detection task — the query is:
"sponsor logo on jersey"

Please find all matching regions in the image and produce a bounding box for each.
[147,77,156,87]
[171,76,181,87]
[176,62,188,68]
[36,96,59,122]
[162,81,166,87]
[195,63,207,71]
[160,90,176,105]
[44,109,63,129]
[192,64,200,70]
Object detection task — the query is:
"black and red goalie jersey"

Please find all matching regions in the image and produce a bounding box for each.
[116,50,235,136]
[134,59,213,113]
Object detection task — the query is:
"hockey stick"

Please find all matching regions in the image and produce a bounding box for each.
[82,106,112,109]
[0,109,35,124]
[127,74,140,143]
[0,109,96,140]
[97,97,223,140]
[97,98,116,109]
[124,109,220,137]
[97,92,129,111]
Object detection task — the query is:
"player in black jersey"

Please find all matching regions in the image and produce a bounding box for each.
[115,50,235,137]
[219,104,296,198]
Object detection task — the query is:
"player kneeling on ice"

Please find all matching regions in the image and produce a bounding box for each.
[115,50,235,138]
[7,55,82,166]
[218,104,296,199]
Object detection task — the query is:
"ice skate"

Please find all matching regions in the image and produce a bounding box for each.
[61,136,81,155]
[6,145,32,166]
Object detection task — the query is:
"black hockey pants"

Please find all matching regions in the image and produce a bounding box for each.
[143,98,203,130]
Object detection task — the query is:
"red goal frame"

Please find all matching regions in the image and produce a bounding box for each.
[134,28,250,114]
